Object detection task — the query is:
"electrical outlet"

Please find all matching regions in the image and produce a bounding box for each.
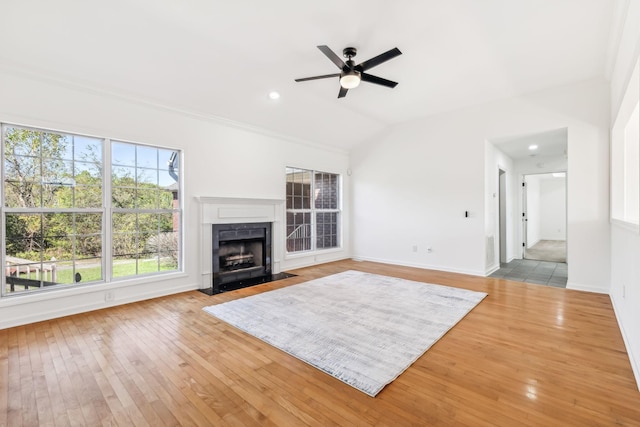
[105,291,114,302]
[427,247,433,253]
[412,245,418,252]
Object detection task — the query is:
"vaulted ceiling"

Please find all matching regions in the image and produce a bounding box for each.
[0,0,617,150]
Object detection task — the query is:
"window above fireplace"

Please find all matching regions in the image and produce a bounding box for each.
[285,167,341,253]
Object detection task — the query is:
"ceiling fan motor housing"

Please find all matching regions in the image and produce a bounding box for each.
[343,47,357,59]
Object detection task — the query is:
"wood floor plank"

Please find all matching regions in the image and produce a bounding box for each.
[1,260,640,426]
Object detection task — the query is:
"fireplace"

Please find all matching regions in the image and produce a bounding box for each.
[212,222,272,293]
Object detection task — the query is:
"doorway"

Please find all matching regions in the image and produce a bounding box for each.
[498,169,507,264]
[522,172,566,263]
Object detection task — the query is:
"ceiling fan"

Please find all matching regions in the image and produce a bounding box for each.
[295,45,402,98]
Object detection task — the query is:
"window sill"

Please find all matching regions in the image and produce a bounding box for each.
[0,270,187,307]
[611,218,640,233]
[284,247,344,260]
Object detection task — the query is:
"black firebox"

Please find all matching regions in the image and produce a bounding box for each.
[211,222,272,294]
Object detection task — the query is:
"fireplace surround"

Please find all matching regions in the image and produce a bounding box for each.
[197,196,292,294]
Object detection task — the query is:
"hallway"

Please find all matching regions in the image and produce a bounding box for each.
[490,259,567,288]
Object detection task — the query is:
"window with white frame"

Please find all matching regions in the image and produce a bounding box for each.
[1,124,181,296]
[285,167,340,253]
[111,141,180,277]
[612,59,640,227]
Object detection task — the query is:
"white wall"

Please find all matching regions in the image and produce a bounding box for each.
[540,177,567,240]
[486,143,517,268]
[352,78,610,291]
[0,71,350,329]
[609,0,640,391]
[525,175,542,247]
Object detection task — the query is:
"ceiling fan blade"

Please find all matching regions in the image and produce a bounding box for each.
[295,73,340,82]
[317,45,347,70]
[357,47,402,72]
[338,86,348,98]
[361,73,398,88]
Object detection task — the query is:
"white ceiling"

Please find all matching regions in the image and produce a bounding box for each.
[491,128,568,160]
[0,0,617,151]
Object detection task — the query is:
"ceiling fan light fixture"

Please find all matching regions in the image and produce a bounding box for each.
[340,72,361,89]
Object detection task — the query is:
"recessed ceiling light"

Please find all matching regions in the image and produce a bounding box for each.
[268,91,280,100]
[528,144,538,150]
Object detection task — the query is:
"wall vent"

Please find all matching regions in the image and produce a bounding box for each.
[486,235,496,266]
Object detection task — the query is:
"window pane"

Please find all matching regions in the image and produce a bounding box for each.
[75,213,102,235]
[75,259,102,283]
[159,168,176,187]
[74,136,103,163]
[317,212,339,249]
[286,211,311,252]
[76,236,102,260]
[136,188,158,209]
[75,161,102,181]
[112,165,136,183]
[74,185,102,208]
[158,149,175,170]
[112,141,136,166]
[42,132,71,160]
[42,159,72,184]
[138,213,158,233]
[314,172,338,209]
[159,189,175,209]
[137,167,158,186]
[136,145,158,169]
[112,234,138,258]
[112,213,136,233]
[112,186,136,209]
[4,127,41,156]
[112,255,137,278]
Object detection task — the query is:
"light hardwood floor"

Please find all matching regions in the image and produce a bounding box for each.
[1,260,639,426]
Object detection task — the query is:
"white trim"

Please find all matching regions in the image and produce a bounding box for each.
[0,63,348,156]
[0,278,195,330]
[565,281,609,294]
[352,256,487,277]
[485,264,500,276]
[611,218,640,233]
[610,295,640,391]
[196,196,285,289]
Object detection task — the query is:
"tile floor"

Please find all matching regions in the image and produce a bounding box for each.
[489,259,567,288]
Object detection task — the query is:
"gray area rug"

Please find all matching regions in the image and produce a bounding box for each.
[203,270,487,396]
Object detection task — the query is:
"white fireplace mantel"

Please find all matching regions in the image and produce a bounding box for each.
[196,196,285,289]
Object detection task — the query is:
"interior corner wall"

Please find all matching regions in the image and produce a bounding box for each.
[351,78,610,290]
[0,71,350,329]
[608,0,640,391]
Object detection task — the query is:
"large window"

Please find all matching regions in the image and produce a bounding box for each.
[111,141,180,277]
[286,167,340,253]
[2,124,181,296]
[612,59,640,227]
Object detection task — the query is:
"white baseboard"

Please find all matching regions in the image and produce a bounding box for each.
[0,282,198,330]
[565,281,609,294]
[352,255,486,277]
[485,264,500,276]
[610,295,640,392]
